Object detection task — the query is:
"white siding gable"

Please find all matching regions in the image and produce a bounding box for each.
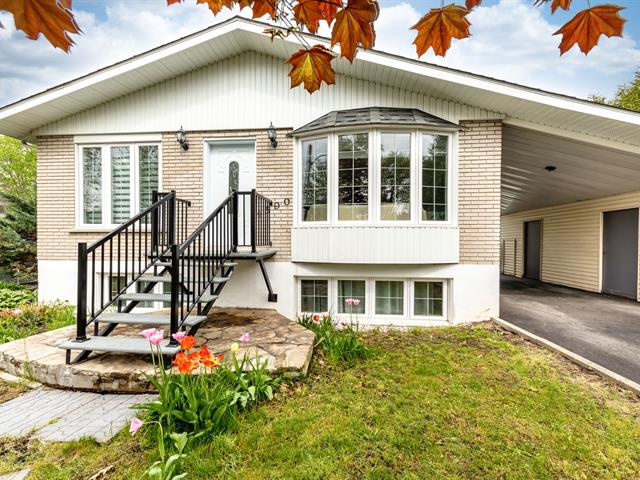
[35,51,502,136]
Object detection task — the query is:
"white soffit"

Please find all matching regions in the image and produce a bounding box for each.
[0,17,639,147]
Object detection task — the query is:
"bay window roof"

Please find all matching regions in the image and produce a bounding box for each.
[291,107,461,136]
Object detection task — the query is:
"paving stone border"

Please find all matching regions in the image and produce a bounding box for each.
[0,388,153,443]
[0,308,314,393]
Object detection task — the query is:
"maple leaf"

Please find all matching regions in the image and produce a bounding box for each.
[534,0,572,14]
[195,0,234,15]
[330,0,378,62]
[252,0,278,19]
[287,45,336,93]
[465,0,482,9]
[555,5,626,55]
[293,0,326,34]
[412,4,471,57]
[0,0,81,52]
[318,0,340,24]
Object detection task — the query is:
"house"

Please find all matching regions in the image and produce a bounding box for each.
[0,17,638,359]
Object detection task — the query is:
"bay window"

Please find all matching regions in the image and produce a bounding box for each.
[78,143,160,227]
[380,133,411,221]
[301,137,328,222]
[338,133,368,221]
[421,134,449,221]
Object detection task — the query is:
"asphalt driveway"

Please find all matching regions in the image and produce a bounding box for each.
[500,275,640,384]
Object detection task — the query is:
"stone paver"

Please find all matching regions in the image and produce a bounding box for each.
[0,388,153,442]
[0,308,314,393]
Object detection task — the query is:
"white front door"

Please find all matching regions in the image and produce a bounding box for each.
[205,141,256,245]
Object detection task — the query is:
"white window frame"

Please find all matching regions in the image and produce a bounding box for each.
[75,142,163,229]
[294,127,456,228]
[332,131,372,225]
[334,278,369,318]
[298,277,332,314]
[409,279,448,320]
[373,278,408,318]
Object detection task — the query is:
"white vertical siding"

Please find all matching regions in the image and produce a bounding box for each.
[500,190,640,301]
[35,51,501,136]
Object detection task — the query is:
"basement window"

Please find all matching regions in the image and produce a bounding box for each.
[300,279,329,313]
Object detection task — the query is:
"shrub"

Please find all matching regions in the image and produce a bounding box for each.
[0,287,37,309]
[0,302,75,343]
[299,312,372,366]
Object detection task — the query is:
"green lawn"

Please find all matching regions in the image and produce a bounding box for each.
[2,325,640,479]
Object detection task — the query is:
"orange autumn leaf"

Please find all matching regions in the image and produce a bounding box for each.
[318,0,339,24]
[286,44,336,93]
[535,0,572,14]
[252,0,277,19]
[293,0,327,34]
[330,0,378,62]
[0,0,81,51]
[198,0,234,15]
[555,5,626,55]
[412,4,470,57]
[465,0,482,9]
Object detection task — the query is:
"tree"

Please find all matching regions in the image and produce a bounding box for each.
[612,69,640,112]
[0,136,37,202]
[0,136,37,281]
[0,0,630,93]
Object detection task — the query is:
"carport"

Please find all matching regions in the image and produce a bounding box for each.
[500,115,640,301]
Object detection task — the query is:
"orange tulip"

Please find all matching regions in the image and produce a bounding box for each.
[198,344,224,368]
[180,335,197,351]
[172,351,197,374]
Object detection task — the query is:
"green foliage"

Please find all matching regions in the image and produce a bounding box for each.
[0,302,75,344]
[0,136,36,203]
[591,68,640,112]
[0,288,37,309]
[221,352,277,409]
[146,429,188,480]
[0,191,37,280]
[298,312,372,366]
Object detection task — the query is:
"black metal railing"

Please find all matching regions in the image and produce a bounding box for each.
[169,194,235,341]
[75,191,191,341]
[235,190,273,252]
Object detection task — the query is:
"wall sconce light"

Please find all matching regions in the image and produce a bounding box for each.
[267,122,278,148]
[176,126,189,151]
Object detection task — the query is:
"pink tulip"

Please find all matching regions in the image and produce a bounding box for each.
[345,298,354,305]
[140,328,157,341]
[149,329,165,346]
[352,298,361,306]
[172,331,186,342]
[129,417,143,435]
[239,333,250,343]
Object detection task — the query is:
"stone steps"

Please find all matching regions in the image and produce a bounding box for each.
[96,312,208,327]
[59,336,181,356]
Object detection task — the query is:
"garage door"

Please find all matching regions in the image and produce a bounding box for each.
[524,220,542,280]
[602,208,638,299]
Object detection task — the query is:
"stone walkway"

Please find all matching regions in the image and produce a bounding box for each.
[0,388,153,442]
[0,308,314,392]
[0,470,29,480]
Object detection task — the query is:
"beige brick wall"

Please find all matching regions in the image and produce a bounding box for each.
[458,120,502,265]
[36,129,293,261]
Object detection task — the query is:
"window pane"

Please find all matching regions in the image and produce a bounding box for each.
[338,133,368,221]
[83,147,102,224]
[111,146,131,224]
[338,280,366,314]
[300,279,329,313]
[380,133,411,221]
[414,281,444,316]
[422,134,448,221]
[139,145,159,211]
[229,161,239,195]
[375,280,404,315]
[301,138,328,222]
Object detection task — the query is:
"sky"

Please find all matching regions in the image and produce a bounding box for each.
[0,0,639,107]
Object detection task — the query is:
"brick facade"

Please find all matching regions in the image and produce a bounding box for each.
[457,120,502,265]
[36,130,293,262]
[37,123,500,265]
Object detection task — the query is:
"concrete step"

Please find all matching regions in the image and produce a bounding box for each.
[154,260,238,269]
[118,293,218,304]
[59,336,181,356]
[138,275,231,284]
[96,312,208,327]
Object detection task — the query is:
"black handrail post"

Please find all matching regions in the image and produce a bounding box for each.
[168,190,176,246]
[232,191,239,252]
[250,189,257,253]
[169,243,180,346]
[76,242,88,342]
[151,190,159,254]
